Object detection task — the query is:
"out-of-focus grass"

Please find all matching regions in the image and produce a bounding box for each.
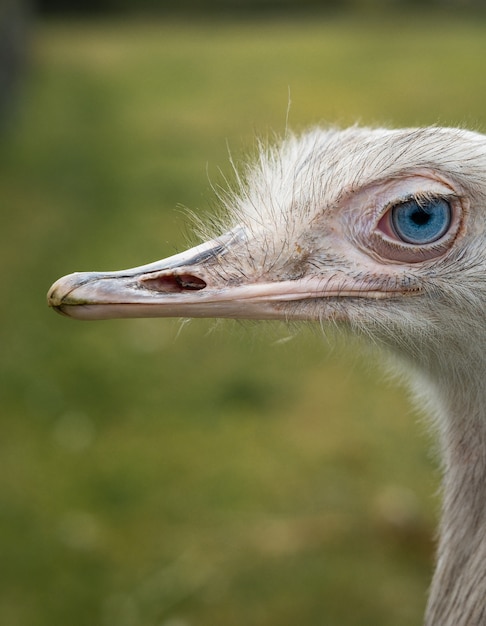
[1,14,485,626]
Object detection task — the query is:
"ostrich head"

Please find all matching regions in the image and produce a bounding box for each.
[48,127,486,379]
[48,126,486,626]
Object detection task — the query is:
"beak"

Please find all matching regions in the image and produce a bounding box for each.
[49,237,314,322]
[47,229,315,321]
[47,229,394,322]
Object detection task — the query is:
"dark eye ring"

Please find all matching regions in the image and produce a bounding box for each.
[391,197,452,245]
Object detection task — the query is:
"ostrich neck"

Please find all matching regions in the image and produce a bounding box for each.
[424,372,486,626]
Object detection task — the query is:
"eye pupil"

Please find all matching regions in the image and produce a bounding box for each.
[391,197,451,244]
[411,209,430,226]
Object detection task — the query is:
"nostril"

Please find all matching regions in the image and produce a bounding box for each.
[143,273,207,293]
[175,274,207,290]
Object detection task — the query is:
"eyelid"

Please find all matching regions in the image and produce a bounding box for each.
[383,192,459,214]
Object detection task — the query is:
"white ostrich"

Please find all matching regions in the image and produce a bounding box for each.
[48,126,486,626]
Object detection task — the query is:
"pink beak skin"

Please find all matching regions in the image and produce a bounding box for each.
[47,231,398,323]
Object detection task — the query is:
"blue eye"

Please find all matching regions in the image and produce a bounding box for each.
[391,197,452,245]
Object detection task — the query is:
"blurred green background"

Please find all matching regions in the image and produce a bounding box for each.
[2,3,486,626]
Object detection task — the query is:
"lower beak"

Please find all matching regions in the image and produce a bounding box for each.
[47,272,324,321]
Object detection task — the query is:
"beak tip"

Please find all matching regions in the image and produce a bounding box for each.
[47,275,72,306]
[47,272,89,315]
[46,282,68,317]
[47,284,61,309]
